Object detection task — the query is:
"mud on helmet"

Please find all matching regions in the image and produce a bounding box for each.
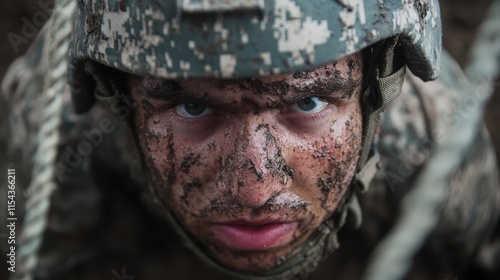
[68,0,442,279]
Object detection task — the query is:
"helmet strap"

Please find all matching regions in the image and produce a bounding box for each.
[353,36,406,194]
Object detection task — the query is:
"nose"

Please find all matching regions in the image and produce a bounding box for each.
[217,114,292,209]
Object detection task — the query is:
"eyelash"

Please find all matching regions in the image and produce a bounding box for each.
[283,103,334,122]
[167,105,226,130]
[148,96,343,130]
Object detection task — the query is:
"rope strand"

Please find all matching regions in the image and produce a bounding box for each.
[13,1,77,279]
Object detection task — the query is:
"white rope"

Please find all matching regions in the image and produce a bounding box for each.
[13,1,77,279]
[364,1,500,279]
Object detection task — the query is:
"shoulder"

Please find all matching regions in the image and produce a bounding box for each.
[369,50,500,275]
[378,51,497,195]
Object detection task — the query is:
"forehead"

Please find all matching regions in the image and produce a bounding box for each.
[259,52,362,82]
[131,52,363,94]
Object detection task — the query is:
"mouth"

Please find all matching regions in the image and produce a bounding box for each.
[211,219,298,251]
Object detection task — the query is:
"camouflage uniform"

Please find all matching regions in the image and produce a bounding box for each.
[1,15,499,279]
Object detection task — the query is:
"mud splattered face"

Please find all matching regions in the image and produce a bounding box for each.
[129,53,363,272]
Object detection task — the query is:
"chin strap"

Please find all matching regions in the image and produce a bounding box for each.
[354,36,406,194]
[353,64,406,194]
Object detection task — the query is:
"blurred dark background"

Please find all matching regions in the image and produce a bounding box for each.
[0,1,499,279]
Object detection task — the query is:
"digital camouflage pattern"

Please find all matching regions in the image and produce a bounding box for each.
[71,0,441,79]
[1,20,499,279]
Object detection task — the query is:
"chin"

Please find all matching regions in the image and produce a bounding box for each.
[209,244,297,272]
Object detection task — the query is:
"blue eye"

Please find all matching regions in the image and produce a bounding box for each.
[291,97,328,114]
[176,103,213,118]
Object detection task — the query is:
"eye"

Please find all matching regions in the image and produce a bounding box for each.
[175,103,213,118]
[291,97,328,114]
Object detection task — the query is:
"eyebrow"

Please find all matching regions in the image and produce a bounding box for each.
[140,82,234,109]
[279,77,362,104]
[143,80,229,105]
[139,75,362,108]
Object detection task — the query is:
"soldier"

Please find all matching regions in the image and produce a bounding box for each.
[1,0,499,279]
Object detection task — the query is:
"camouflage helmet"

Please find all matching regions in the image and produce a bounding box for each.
[67,0,442,279]
[69,0,441,112]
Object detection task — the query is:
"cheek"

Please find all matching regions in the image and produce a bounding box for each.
[136,121,178,202]
[288,105,362,215]
[133,107,224,223]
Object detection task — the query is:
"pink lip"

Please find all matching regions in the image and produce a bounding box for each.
[211,220,298,251]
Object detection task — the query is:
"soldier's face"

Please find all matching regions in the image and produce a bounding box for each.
[129,53,363,271]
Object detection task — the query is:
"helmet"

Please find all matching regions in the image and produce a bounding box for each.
[67,0,442,279]
[69,0,441,111]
